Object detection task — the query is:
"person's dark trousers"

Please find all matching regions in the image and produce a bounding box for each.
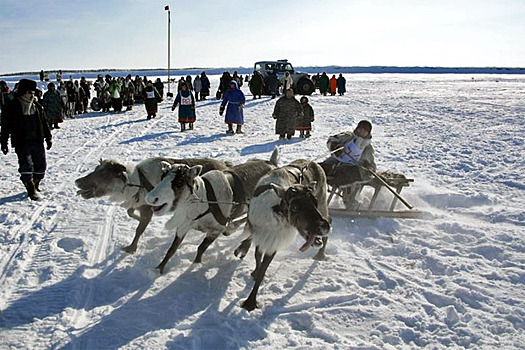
[319,158,362,187]
[15,143,47,183]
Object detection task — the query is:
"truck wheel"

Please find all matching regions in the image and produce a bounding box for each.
[296,78,315,95]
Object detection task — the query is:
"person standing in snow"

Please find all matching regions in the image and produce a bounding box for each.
[268,69,279,99]
[1,79,52,200]
[193,75,202,101]
[74,80,86,114]
[272,88,302,140]
[80,76,90,113]
[296,96,314,138]
[200,71,211,100]
[319,120,376,187]
[154,78,164,99]
[42,82,64,129]
[249,70,264,99]
[65,80,77,118]
[319,72,329,96]
[282,71,293,94]
[337,74,346,96]
[109,78,122,112]
[133,75,145,103]
[122,75,135,111]
[172,81,196,132]
[0,80,12,123]
[185,75,193,92]
[143,80,161,120]
[219,80,245,134]
[329,75,337,96]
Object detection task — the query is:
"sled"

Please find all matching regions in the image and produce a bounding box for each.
[327,170,422,219]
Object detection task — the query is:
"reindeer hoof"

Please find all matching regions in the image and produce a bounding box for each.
[313,252,328,261]
[234,247,247,259]
[121,245,137,254]
[241,299,258,312]
[156,264,166,275]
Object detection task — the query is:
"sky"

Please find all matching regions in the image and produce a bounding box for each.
[1,0,524,73]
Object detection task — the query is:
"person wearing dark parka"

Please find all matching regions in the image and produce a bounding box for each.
[1,79,52,200]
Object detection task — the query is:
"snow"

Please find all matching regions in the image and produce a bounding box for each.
[1,73,524,349]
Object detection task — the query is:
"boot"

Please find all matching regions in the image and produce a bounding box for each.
[299,130,305,138]
[23,179,40,201]
[279,134,285,140]
[236,124,243,134]
[34,178,42,192]
[305,131,311,138]
[180,123,186,132]
[189,123,193,130]
[54,123,60,129]
[227,124,234,134]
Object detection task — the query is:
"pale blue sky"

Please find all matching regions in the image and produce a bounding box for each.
[1,0,523,73]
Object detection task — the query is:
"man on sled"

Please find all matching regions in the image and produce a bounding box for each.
[319,120,376,187]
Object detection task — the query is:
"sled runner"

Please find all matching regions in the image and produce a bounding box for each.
[327,170,422,218]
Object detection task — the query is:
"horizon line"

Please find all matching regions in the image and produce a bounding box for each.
[2,65,525,77]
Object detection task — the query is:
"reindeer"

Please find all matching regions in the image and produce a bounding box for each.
[145,148,279,274]
[234,159,331,311]
[75,157,229,254]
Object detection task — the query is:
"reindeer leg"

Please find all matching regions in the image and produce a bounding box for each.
[234,238,252,259]
[242,251,276,312]
[251,246,263,279]
[122,205,153,254]
[313,237,329,261]
[194,233,219,263]
[126,207,141,221]
[156,234,185,274]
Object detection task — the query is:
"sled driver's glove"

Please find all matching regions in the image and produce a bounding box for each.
[46,140,52,150]
[219,106,225,116]
[1,145,7,155]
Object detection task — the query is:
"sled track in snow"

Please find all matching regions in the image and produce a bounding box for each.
[0,112,141,334]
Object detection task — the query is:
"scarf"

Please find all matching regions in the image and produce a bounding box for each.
[19,95,36,115]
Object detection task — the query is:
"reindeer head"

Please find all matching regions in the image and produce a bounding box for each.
[75,159,128,199]
[271,182,331,252]
[145,164,202,215]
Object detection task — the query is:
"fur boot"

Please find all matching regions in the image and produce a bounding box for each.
[23,179,40,200]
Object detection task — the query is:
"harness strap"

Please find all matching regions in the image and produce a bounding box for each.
[137,168,155,192]
[253,184,273,198]
[200,177,230,226]
[286,165,304,184]
[224,171,246,219]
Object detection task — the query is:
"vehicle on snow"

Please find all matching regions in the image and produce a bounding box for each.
[253,59,315,95]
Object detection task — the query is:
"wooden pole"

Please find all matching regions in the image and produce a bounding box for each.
[332,145,414,210]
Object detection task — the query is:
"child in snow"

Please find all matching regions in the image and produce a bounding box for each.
[143,80,161,120]
[172,82,196,131]
[296,96,314,138]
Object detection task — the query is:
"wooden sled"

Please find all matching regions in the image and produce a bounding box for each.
[327,171,422,219]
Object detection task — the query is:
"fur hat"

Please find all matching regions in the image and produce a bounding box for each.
[17,79,37,95]
[357,120,372,133]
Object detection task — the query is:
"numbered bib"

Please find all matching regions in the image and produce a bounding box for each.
[181,95,192,105]
[335,139,364,164]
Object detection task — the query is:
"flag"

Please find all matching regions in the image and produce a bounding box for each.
[164,5,169,10]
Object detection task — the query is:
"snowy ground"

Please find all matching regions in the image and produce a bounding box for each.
[0,73,524,349]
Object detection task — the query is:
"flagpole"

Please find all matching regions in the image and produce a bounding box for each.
[167,7,172,97]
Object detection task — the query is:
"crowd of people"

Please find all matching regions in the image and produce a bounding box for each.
[0,71,368,201]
